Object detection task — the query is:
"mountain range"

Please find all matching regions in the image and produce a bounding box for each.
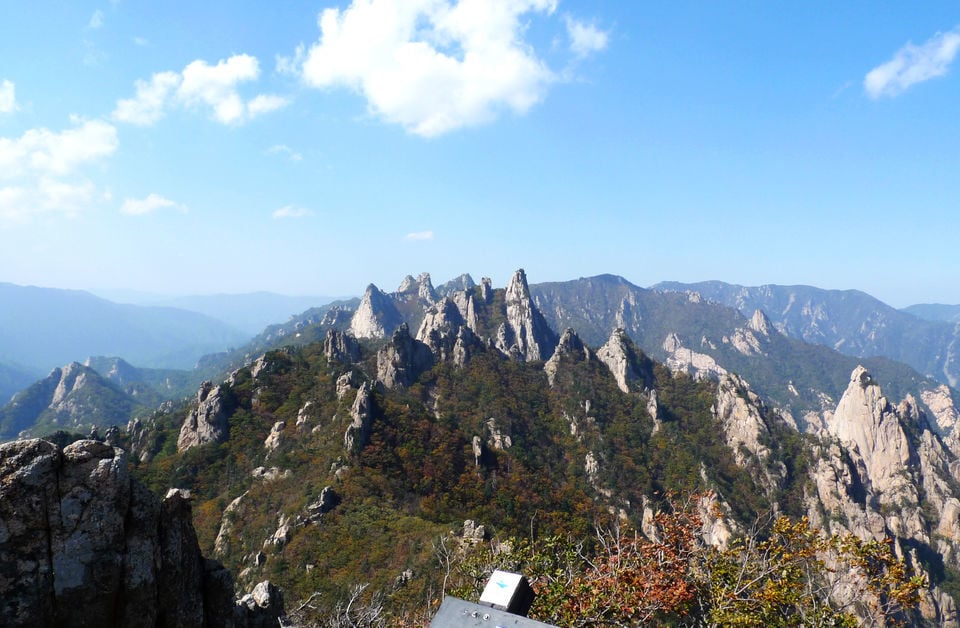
[95,268,960,624]
[0,282,248,373]
[654,280,960,389]
[6,269,960,623]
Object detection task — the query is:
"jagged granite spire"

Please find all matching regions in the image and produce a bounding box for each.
[495,269,558,362]
[349,284,403,339]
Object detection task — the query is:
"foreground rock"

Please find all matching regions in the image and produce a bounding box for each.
[0,438,283,627]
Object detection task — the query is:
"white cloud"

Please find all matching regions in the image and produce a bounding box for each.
[865,27,960,98]
[120,193,186,216]
[299,0,559,136]
[112,55,288,126]
[113,71,181,125]
[133,36,149,47]
[0,80,17,114]
[266,144,303,161]
[0,178,103,223]
[404,230,434,241]
[0,118,116,223]
[88,10,104,29]
[248,94,290,117]
[272,205,312,219]
[0,118,118,179]
[565,16,608,58]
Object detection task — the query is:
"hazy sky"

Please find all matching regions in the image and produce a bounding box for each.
[1,1,959,307]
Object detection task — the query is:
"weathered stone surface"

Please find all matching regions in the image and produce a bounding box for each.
[324,329,361,364]
[177,381,233,452]
[349,284,403,339]
[344,382,373,452]
[596,328,646,393]
[662,333,727,380]
[495,269,558,362]
[416,297,476,366]
[0,439,281,627]
[544,327,589,386]
[376,323,433,389]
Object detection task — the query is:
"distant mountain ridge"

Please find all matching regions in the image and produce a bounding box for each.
[653,280,960,388]
[903,303,960,324]
[128,292,337,336]
[0,282,248,372]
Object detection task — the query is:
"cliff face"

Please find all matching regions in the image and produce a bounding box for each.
[0,438,282,627]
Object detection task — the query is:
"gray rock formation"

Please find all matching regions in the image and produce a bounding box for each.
[495,269,558,362]
[324,329,361,364]
[177,381,233,452]
[344,382,373,452]
[349,284,402,339]
[376,324,433,389]
[0,438,282,627]
[396,272,438,305]
[416,298,476,366]
[544,327,590,386]
[596,328,645,393]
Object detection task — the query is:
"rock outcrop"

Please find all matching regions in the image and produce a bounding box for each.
[349,284,402,339]
[0,438,283,627]
[344,382,373,452]
[323,329,361,364]
[596,328,651,394]
[544,327,590,386]
[376,324,433,389]
[495,269,558,362]
[177,381,233,452]
[416,298,476,366]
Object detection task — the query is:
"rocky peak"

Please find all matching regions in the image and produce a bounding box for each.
[416,298,475,366]
[396,272,437,304]
[597,328,641,394]
[437,273,476,295]
[51,362,89,406]
[827,366,917,498]
[177,381,233,452]
[480,277,493,304]
[747,309,772,336]
[495,269,558,362]
[376,323,434,389]
[323,329,361,364]
[544,328,590,386]
[349,284,402,339]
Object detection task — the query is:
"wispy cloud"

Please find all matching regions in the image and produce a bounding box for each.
[404,230,434,241]
[865,27,960,98]
[266,144,302,162]
[88,10,104,29]
[120,193,186,216]
[297,0,561,137]
[112,54,289,126]
[565,16,608,58]
[0,80,17,114]
[272,205,312,219]
[133,36,149,47]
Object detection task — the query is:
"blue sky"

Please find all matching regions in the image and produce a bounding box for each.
[1,1,959,307]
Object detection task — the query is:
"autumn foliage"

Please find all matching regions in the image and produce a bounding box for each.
[444,493,924,627]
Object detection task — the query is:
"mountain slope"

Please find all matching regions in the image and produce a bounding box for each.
[529,275,953,422]
[904,303,960,324]
[0,283,248,372]
[0,362,151,439]
[654,280,960,387]
[0,362,40,405]
[121,271,960,622]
